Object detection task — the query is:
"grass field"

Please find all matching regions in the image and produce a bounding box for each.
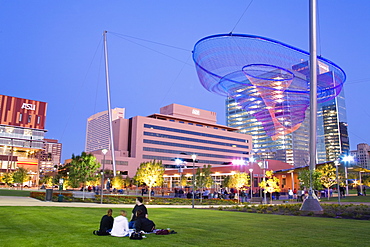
[0,189,31,197]
[0,206,369,247]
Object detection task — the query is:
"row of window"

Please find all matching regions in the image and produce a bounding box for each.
[144,124,248,143]
[18,114,41,124]
[143,132,249,149]
[101,160,128,166]
[143,147,248,159]
[142,155,229,165]
[143,139,248,155]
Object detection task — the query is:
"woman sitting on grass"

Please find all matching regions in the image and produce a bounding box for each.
[93,209,114,236]
[110,210,130,237]
[134,209,155,233]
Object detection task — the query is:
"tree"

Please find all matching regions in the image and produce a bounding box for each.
[40,175,53,187]
[259,170,280,202]
[2,172,13,186]
[69,152,100,199]
[123,176,132,194]
[13,167,30,190]
[228,172,249,204]
[195,165,213,203]
[298,169,322,191]
[316,164,337,200]
[111,174,124,191]
[134,160,165,201]
[180,174,188,187]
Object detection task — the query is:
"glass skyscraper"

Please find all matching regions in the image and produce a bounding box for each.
[226,61,349,167]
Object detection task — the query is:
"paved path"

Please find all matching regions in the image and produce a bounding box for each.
[0,196,212,208]
[1,195,369,208]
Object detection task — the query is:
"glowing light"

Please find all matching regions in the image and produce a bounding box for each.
[193,34,345,139]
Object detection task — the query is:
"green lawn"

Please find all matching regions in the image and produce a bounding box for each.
[0,206,369,247]
[0,188,31,197]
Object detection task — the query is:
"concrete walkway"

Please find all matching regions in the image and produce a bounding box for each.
[0,196,212,208]
[1,195,369,208]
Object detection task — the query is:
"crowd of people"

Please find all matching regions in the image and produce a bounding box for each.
[93,197,155,237]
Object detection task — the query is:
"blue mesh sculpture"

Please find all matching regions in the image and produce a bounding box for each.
[193,34,346,140]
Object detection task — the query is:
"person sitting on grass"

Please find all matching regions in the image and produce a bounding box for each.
[134,209,155,233]
[129,197,148,229]
[110,210,130,237]
[93,209,114,236]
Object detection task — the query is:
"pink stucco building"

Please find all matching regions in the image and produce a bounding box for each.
[90,104,252,178]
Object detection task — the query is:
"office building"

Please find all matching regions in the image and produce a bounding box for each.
[226,60,349,167]
[350,143,370,169]
[85,108,125,152]
[39,138,62,173]
[0,95,47,184]
[89,104,252,177]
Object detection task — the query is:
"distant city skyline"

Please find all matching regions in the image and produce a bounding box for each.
[1,1,370,161]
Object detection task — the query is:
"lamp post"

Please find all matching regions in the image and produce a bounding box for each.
[342,155,353,196]
[101,149,108,204]
[334,160,340,205]
[258,160,268,204]
[249,168,253,200]
[359,171,363,195]
[191,154,197,209]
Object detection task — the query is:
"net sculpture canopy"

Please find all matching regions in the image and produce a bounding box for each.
[192,34,346,140]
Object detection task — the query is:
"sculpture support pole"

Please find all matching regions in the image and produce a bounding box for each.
[309,0,317,196]
[103,31,116,176]
[300,0,323,212]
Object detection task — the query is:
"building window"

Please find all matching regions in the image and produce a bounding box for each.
[28,115,32,123]
[37,116,40,124]
[19,114,23,122]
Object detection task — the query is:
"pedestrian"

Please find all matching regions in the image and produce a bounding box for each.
[363,186,366,196]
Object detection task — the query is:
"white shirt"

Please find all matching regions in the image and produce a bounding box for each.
[110,215,129,237]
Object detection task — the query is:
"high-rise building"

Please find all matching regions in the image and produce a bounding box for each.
[0,94,47,184]
[85,108,125,152]
[226,60,349,167]
[350,143,370,169]
[39,138,62,173]
[88,104,252,177]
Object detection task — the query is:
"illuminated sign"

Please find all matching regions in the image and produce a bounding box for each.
[21,103,36,111]
[192,109,200,115]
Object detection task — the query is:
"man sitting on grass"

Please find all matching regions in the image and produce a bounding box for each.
[110,210,130,237]
[93,209,114,236]
[129,197,148,229]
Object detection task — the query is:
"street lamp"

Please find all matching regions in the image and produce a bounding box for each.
[249,168,253,200]
[258,160,268,204]
[101,149,108,204]
[359,171,364,196]
[191,154,197,209]
[342,155,354,196]
[334,160,340,205]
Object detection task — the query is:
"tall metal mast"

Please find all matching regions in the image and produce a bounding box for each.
[300,0,323,212]
[103,30,117,176]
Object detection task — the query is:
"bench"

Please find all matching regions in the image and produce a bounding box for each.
[250,197,263,204]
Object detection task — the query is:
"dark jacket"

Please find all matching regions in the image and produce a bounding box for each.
[134,218,155,232]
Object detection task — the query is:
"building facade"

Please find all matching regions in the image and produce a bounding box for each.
[350,143,370,169]
[89,104,253,177]
[0,95,48,185]
[226,61,349,167]
[85,108,125,152]
[39,138,62,173]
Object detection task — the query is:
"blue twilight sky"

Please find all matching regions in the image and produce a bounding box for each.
[1,1,370,162]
